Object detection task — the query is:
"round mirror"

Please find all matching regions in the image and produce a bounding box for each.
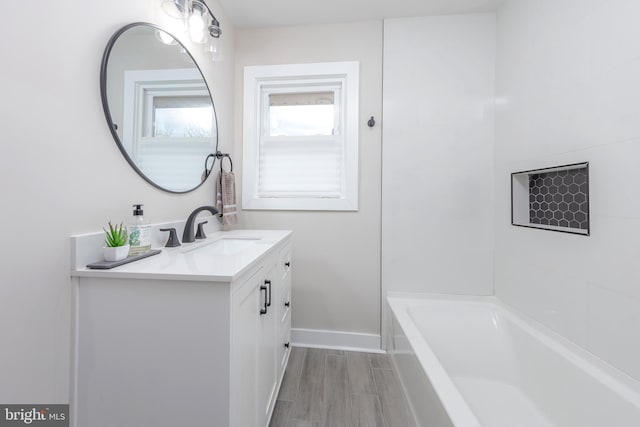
[100,22,218,193]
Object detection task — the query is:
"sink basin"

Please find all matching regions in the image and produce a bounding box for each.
[182,237,260,255]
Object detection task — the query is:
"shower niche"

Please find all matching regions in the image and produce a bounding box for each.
[511,162,589,235]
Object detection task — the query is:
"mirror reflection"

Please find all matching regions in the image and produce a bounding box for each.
[101,23,217,193]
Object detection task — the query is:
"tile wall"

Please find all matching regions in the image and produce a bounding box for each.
[528,167,589,231]
[495,0,640,381]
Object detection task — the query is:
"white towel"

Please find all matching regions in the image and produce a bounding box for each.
[215,170,238,226]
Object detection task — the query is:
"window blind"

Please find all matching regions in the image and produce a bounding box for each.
[153,95,212,108]
[258,138,342,197]
[136,138,209,191]
[268,91,334,106]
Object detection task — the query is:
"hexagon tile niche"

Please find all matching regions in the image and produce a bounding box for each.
[511,163,589,235]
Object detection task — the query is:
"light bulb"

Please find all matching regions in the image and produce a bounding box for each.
[188,1,207,44]
[155,29,177,45]
[189,14,205,32]
[189,21,205,43]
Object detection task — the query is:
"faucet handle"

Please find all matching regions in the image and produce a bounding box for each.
[196,221,208,240]
[159,228,181,247]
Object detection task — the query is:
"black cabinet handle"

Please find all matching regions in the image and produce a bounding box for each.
[284,342,290,349]
[285,261,290,267]
[284,301,290,307]
[260,284,268,315]
[265,280,272,307]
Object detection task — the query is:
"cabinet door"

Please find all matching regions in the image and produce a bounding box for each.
[231,269,263,427]
[257,262,279,427]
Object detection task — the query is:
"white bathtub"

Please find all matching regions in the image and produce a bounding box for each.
[387,295,640,427]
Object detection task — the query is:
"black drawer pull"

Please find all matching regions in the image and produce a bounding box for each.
[284,301,290,307]
[259,285,268,315]
[285,261,290,267]
[265,280,272,307]
[284,342,290,348]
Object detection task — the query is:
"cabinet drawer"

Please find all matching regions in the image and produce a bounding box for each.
[279,244,292,278]
[279,288,291,325]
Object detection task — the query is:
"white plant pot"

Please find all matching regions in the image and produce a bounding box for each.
[103,245,130,262]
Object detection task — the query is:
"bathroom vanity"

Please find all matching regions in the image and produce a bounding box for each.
[70,230,292,427]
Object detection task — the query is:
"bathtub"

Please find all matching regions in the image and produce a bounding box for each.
[387,295,640,427]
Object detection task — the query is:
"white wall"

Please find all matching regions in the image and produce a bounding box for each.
[382,15,496,301]
[0,0,235,402]
[234,22,383,343]
[495,0,640,381]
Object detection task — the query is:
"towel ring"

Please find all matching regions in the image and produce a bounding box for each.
[220,154,233,172]
[204,151,233,178]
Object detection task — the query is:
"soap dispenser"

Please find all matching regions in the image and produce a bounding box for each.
[127,204,151,256]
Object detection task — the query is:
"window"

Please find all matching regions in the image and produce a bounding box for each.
[123,68,216,190]
[150,95,213,137]
[243,62,359,211]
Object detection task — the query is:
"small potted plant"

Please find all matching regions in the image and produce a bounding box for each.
[103,221,130,261]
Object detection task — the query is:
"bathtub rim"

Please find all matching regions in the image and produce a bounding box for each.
[387,292,640,426]
[388,293,482,427]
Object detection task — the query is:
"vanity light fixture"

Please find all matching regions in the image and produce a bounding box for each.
[161,0,222,43]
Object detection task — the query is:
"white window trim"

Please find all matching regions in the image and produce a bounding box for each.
[243,62,359,211]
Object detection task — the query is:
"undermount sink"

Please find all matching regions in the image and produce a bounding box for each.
[182,237,261,255]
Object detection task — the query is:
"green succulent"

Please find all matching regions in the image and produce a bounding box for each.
[104,222,128,247]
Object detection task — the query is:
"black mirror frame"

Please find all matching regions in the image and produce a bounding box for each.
[100,22,219,194]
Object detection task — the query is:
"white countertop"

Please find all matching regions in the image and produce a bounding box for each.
[71,229,292,282]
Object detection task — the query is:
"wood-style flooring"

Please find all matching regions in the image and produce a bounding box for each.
[270,347,416,427]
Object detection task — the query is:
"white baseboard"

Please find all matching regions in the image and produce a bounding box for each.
[291,328,384,354]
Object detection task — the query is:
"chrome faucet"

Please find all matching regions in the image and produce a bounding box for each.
[182,206,219,243]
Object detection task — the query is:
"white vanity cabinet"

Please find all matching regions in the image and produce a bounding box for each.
[231,243,293,427]
[70,230,292,427]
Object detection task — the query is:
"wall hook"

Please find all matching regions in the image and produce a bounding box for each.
[367,116,376,127]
